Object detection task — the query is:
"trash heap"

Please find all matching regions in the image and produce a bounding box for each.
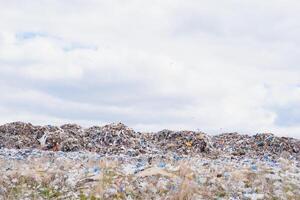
[83,123,143,156]
[0,122,300,160]
[0,122,300,199]
[213,132,300,159]
[0,122,217,157]
[150,129,213,155]
[0,122,45,149]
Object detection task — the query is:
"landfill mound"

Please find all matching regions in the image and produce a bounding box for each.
[0,122,299,159]
[213,132,300,159]
[0,122,214,157]
[0,122,300,199]
[151,129,212,155]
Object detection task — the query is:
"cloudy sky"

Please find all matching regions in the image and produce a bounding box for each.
[0,0,300,137]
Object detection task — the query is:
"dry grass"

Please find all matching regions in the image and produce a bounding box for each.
[0,156,299,200]
[171,161,197,200]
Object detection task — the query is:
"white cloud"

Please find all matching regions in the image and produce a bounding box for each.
[0,0,299,138]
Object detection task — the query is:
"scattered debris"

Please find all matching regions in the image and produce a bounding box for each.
[0,148,299,200]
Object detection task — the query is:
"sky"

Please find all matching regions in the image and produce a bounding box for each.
[0,0,300,138]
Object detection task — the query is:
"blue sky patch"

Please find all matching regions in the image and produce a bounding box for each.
[16,32,47,40]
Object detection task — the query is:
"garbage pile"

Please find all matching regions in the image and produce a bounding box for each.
[151,129,213,155]
[0,122,300,199]
[83,123,143,156]
[0,122,299,160]
[213,132,300,159]
[0,122,216,157]
[0,122,45,149]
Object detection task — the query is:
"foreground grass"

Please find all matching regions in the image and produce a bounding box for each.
[0,154,299,200]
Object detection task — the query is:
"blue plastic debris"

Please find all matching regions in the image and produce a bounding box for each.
[224,172,230,180]
[158,162,166,168]
[251,164,257,171]
[92,166,101,175]
[256,141,264,147]
[173,154,182,161]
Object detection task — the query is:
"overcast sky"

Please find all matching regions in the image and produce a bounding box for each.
[0,0,300,138]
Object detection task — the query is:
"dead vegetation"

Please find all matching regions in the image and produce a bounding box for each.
[0,151,299,200]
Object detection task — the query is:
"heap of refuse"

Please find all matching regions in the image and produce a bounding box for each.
[84,123,142,156]
[213,132,300,159]
[151,129,212,155]
[0,122,300,199]
[0,122,299,160]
